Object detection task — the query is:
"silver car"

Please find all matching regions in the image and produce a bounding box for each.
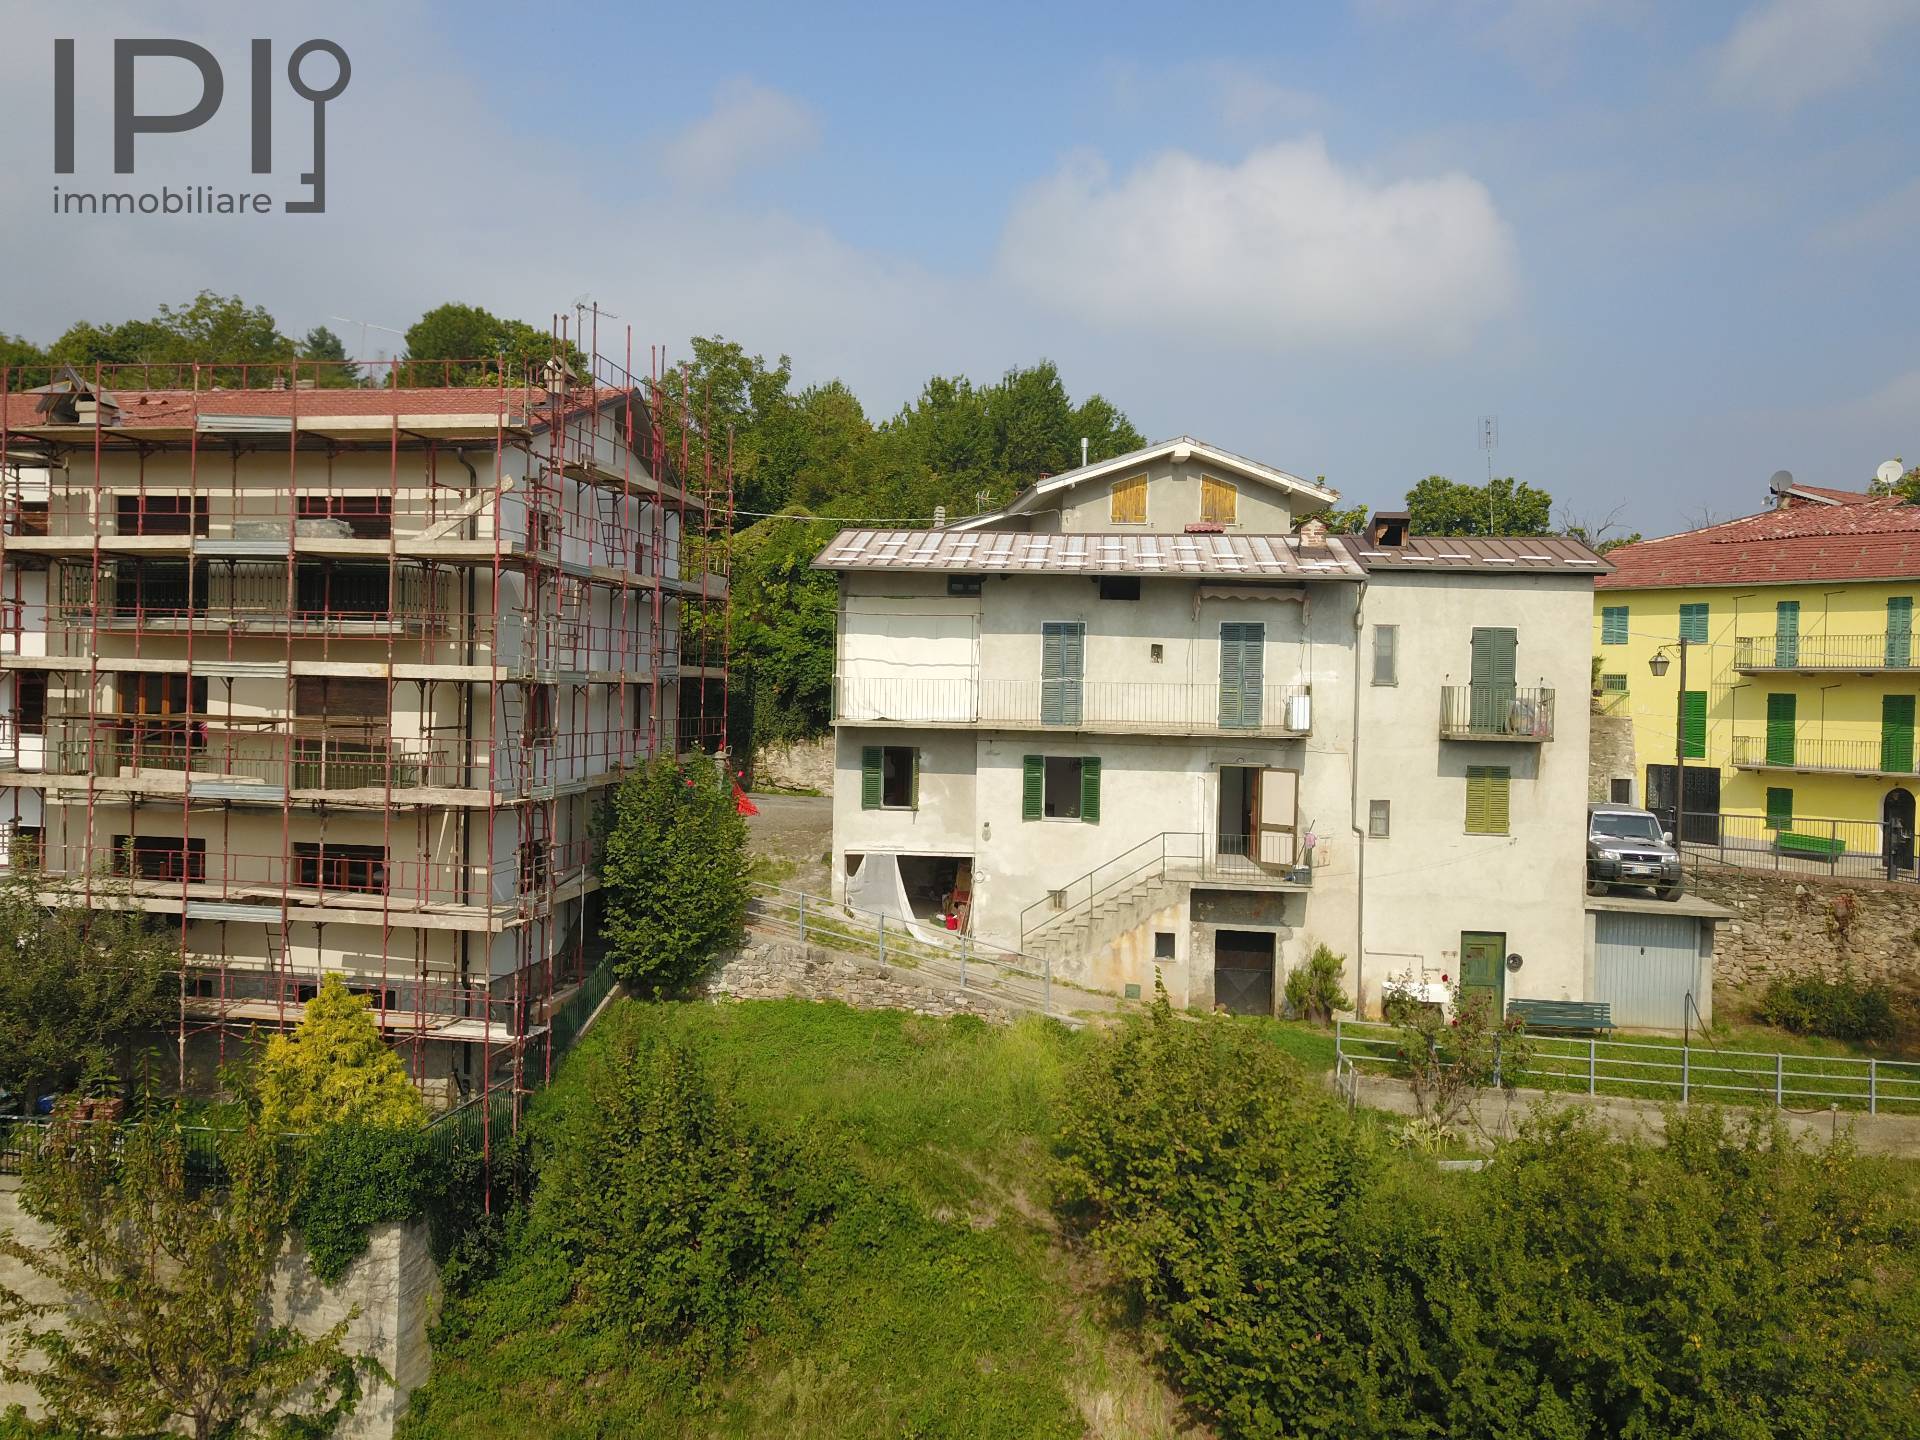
[1586,803,1684,900]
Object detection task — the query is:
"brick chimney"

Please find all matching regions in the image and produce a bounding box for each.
[1297,517,1328,544]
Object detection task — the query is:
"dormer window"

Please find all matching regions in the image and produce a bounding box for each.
[1109,474,1147,525]
[1200,475,1237,525]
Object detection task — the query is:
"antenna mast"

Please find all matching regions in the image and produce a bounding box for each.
[1478,414,1499,532]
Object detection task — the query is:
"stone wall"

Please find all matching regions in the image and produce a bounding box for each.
[705,935,1011,1020]
[0,1186,436,1440]
[1690,863,1920,995]
[755,736,834,795]
[1589,710,1636,802]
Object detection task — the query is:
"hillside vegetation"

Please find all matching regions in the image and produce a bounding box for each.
[403,997,1920,1440]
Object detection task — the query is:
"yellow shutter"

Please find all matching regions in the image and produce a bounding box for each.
[1200,475,1237,524]
[1110,474,1147,525]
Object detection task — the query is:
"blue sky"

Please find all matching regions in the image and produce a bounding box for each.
[6,0,1920,534]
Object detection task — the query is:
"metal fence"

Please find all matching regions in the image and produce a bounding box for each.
[1335,1018,1920,1116]
[1,1114,232,1178]
[833,676,1313,737]
[1437,685,1556,741]
[1680,810,1917,884]
[1729,732,1917,778]
[1733,631,1916,672]
[745,880,1059,1015]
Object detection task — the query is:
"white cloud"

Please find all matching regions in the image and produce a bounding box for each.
[995,138,1518,354]
[1714,0,1920,109]
[659,77,820,190]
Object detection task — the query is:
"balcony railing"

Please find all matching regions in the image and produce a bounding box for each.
[1731,732,1920,777]
[1438,685,1555,742]
[1734,632,1919,672]
[833,677,1313,737]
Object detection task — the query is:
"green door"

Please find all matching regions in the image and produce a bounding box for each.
[1766,692,1796,767]
[1041,622,1084,726]
[1883,695,1915,774]
[1468,627,1518,733]
[1218,622,1265,729]
[1459,931,1506,1016]
[1775,601,1800,668]
[1889,597,1913,668]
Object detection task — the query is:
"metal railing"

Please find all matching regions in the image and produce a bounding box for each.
[834,677,1312,737]
[1730,732,1917,777]
[1734,632,1918,672]
[1679,809,1920,883]
[1438,685,1555,741]
[745,880,1058,1015]
[1335,1018,1920,1115]
[1018,830,1311,950]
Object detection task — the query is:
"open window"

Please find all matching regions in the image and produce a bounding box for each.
[113,834,206,882]
[293,841,387,895]
[297,494,393,539]
[116,493,208,537]
[860,745,919,810]
[1023,754,1102,822]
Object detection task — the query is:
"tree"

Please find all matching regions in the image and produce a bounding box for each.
[1322,501,1371,533]
[403,302,576,386]
[255,975,426,1133]
[1559,501,1642,553]
[601,755,749,992]
[1405,474,1554,536]
[727,513,841,744]
[1869,458,1920,503]
[0,1110,379,1439]
[0,870,175,1105]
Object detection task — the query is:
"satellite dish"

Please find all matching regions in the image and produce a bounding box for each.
[1768,470,1795,495]
[1879,460,1905,487]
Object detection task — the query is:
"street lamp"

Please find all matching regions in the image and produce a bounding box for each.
[1649,639,1690,845]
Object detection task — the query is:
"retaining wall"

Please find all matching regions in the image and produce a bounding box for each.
[1689,864,1920,994]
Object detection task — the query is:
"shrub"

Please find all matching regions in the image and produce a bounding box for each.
[294,1121,432,1283]
[255,975,428,1132]
[1282,941,1350,1024]
[601,754,750,993]
[1383,975,1531,1131]
[1756,970,1896,1042]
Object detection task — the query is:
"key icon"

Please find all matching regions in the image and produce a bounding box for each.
[286,40,350,214]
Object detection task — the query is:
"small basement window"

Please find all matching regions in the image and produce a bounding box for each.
[947,575,983,597]
[1154,931,1176,960]
[1369,799,1390,837]
[1098,576,1141,601]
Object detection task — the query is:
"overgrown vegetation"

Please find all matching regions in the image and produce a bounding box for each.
[601,754,750,992]
[1757,968,1899,1043]
[1383,976,1531,1132]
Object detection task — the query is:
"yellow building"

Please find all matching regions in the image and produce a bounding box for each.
[1593,481,1920,872]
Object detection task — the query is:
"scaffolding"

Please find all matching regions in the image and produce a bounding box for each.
[0,322,733,1142]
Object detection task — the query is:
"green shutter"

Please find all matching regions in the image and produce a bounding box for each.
[1022,756,1043,821]
[1679,603,1708,644]
[861,747,882,809]
[909,749,920,810]
[1080,756,1101,823]
[1882,695,1915,774]
[1465,768,1487,833]
[1681,690,1707,759]
[1218,622,1265,728]
[1775,601,1799,668]
[1487,767,1509,833]
[1041,623,1084,725]
[1468,627,1517,732]
[1465,766,1510,834]
[1601,606,1628,645]
[1765,786,1793,831]
[1889,597,1913,668]
[1765,693,1796,766]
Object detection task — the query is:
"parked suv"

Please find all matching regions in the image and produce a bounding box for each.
[1587,803,1683,900]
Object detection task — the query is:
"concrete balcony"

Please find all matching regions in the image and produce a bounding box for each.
[1733,632,1919,674]
[833,676,1312,738]
[1438,685,1555,742]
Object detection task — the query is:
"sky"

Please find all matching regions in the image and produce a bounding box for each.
[4,0,1920,535]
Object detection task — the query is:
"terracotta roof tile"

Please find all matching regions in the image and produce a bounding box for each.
[1598,495,1920,589]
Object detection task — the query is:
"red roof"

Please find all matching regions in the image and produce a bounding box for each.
[1787,483,1874,505]
[0,384,634,432]
[1598,494,1920,589]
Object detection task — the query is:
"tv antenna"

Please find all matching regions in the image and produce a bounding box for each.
[1478,415,1499,530]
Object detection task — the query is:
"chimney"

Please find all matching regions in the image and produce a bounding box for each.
[933,504,947,528]
[1367,511,1410,549]
[1297,517,1328,545]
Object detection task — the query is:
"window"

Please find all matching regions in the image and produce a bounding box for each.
[113,559,197,618]
[296,562,391,618]
[518,833,551,891]
[527,504,558,551]
[1765,786,1793,831]
[1098,576,1141,601]
[1601,605,1628,645]
[1609,777,1633,804]
[1109,474,1147,525]
[1681,691,1706,759]
[116,493,208,537]
[1600,672,1628,693]
[1765,692,1796,766]
[13,671,45,737]
[297,494,392,539]
[947,575,983,597]
[1464,766,1510,835]
[1200,475,1237,525]
[1889,596,1913,667]
[1678,603,1709,644]
[524,684,556,744]
[1372,624,1397,685]
[1153,931,1176,960]
[112,835,206,882]
[860,745,918,810]
[9,501,47,537]
[294,676,389,720]
[1219,621,1265,729]
[1022,754,1101,823]
[117,673,206,722]
[1775,600,1800,667]
[1041,621,1085,725]
[1368,799,1391,837]
[1149,643,1164,663]
[293,842,387,895]
[1882,694,1915,773]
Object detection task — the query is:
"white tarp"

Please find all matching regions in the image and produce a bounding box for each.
[840,599,977,722]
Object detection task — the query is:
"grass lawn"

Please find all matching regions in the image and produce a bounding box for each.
[400,999,1200,1440]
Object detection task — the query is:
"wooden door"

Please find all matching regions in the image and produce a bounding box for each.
[1255,768,1298,868]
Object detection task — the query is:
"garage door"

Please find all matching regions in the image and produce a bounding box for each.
[1593,912,1702,1029]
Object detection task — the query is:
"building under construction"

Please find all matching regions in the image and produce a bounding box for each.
[0,333,729,1106]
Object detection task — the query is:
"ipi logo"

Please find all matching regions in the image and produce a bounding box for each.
[52,38,351,216]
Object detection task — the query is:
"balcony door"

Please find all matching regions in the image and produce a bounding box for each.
[1218,622,1264,730]
[1041,621,1085,726]
[1468,627,1517,733]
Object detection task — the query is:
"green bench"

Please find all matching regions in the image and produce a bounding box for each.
[1506,998,1615,1035]
[1774,831,1846,860]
